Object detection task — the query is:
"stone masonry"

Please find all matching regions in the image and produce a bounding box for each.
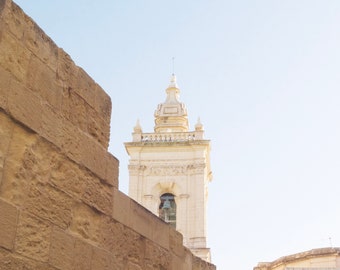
[0,0,216,269]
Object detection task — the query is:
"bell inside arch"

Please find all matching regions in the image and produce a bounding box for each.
[162,199,171,209]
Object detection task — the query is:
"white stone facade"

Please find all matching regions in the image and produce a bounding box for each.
[125,75,213,262]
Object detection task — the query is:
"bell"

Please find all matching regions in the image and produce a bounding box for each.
[162,199,171,209]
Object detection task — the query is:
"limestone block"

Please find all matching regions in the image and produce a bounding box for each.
[0,65,11,110]
[40,102,64,147]
[86,104,109,148]
[169,228,185,258]
[0,110,13,184]
[49,227,75,270]
[0,0,7,15]
[56,49,78,87]
[192,256,216,270]
[130,199,154,239]
[106,153,119,188]
[144,239,170,269]
[15,213,52,262]
[22,19,58,70]
[0,125,37,206]
[81,171,114,215]
[94,83,112,124]
[91,247,113,270]
[152,216,170,250]
[24,183,73,229]
[78,132,106,175]
[126,261,143,270]
[96,215,119,252]
[26,55,62,109]
[68,89,87,132]
[50,156,87,199]
[58,120,83,162]
[113,188,131,225]
[0,248,57,270]
[73,238,93,270]
[0,199,18,250]
[70,202,103,242]
[76,67,95,109]
[110,222,143,265]
[8,79,42,133]
[1,1,25,40]
[0,30,31,83]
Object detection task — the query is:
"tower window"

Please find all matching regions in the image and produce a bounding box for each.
[159,193,176,228]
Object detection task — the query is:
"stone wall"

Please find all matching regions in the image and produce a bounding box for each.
[0,0,216,269]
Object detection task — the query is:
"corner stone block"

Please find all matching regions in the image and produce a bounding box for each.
[0,199,18,250]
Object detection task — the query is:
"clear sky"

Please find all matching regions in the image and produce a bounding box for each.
[14,1,340,269]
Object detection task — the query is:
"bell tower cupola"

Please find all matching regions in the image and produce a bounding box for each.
[154,74,189,133]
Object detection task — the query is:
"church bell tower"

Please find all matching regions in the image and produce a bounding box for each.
[125,75,213,261]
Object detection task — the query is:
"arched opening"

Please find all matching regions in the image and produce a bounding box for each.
[159,193,176,228]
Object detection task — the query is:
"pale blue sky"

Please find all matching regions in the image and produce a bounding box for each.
[15,1,340,269]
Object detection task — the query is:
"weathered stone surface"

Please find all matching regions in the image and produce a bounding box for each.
[81,171,113,215]
[0,110,13,184]
[0,248,57,270]
[26,55,62,109]
[94,83,111,124]
[170,228,185,258]
[0,66,11,110]
[25,183,73,229]
[70,202,103,242]
[15,213,52,262]
[0,30,31,83]
[91,247,113,270]
[0,124,38,206]
[73,238,93,270]
[105,152,119,188]
[113,188,130,224]
[8,79,42,132]
[0,199,18,250]
[49,227,75,270]
[130,199,154,239]
[145,239,171,269]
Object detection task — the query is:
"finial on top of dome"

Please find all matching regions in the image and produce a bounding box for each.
[168,73,178,88]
